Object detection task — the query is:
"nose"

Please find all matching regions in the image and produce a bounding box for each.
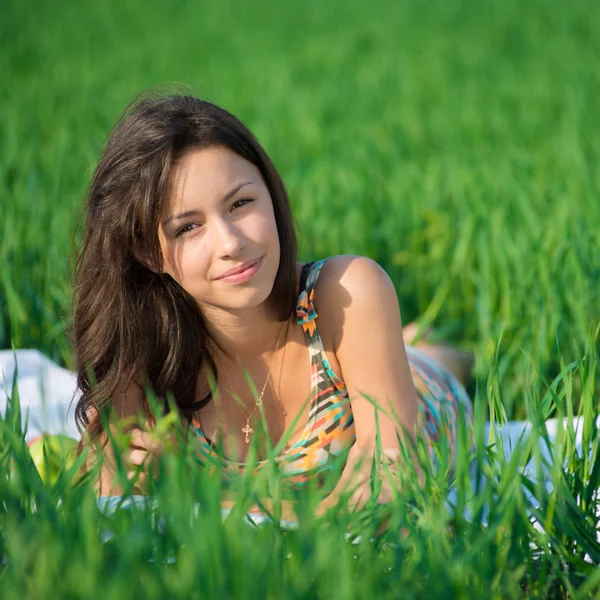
[211,217,245,258]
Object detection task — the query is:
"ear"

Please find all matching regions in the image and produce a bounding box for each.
[133,243,161,274]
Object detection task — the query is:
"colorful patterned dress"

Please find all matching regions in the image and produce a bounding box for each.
[190,257,474,489]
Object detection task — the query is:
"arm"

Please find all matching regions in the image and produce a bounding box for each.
[315,256,424,515]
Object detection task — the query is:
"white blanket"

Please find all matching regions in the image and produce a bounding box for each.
[0,349,80,440]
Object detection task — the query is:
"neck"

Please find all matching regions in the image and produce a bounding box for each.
[203,303,289,361]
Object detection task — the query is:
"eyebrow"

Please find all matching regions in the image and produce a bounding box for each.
[162,181,254,226]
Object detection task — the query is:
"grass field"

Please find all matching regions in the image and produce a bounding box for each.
[1,0,599,597]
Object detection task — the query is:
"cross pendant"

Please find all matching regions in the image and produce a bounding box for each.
[242,422,253,443]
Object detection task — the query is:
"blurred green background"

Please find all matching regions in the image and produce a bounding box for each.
[2,0,598,418]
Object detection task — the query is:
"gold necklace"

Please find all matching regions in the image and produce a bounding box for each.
[220,323,284,444]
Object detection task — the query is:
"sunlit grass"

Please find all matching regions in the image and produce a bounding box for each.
[1,335,599,597]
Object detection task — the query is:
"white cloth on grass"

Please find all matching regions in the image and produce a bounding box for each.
[0,349,80,441]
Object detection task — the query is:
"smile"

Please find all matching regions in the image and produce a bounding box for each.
[216,257,263,284]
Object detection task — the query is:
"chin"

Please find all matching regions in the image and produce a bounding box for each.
[214,278,277,311]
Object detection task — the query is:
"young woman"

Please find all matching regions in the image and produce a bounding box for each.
[73,92,474,516]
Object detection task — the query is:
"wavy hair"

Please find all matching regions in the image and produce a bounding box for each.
[72,91,298,447]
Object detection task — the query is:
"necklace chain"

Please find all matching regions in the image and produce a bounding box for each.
[220,323,285,444]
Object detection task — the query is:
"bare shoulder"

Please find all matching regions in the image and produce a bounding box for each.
[317,254,389,282]
[314,254,396,351]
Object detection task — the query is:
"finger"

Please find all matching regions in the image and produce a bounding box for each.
[136,427,180,455]
[130,429,163,454]
[127,470,148,494]
[314,492,341,517]
[348,485,369,512]
[127,470,146,482]
[123,448,148,467]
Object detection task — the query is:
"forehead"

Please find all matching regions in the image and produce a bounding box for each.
[166,145,261,211]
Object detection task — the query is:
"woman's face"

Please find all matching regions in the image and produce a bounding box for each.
[156,145,281,312]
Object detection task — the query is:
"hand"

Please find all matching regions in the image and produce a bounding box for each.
[315,447,399,514]
[121,426,178,494]
[314,446,423,536]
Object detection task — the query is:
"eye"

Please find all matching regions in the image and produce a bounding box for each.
[175,223,200,237]
[231,197,253,210]
[175,198,253,237]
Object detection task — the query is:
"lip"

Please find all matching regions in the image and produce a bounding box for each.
[215,257,263,282]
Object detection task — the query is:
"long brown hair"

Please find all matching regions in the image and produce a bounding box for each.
[72,90,298,446]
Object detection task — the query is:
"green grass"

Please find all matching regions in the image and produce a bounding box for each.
[1,340,599,598]
[1,0,600,596]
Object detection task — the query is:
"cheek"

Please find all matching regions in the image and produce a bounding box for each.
[260,205,280,243]
[162,240,210,286]
[180,247,211,285]
[261,218,279,246]
[236,210,278,248]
